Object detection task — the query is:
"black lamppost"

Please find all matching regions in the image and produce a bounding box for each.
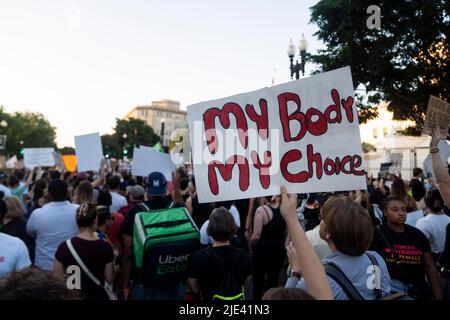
[287,34,309,80]
[160,118,165,147]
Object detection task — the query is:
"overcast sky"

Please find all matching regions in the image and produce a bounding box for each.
[0,0,324,147]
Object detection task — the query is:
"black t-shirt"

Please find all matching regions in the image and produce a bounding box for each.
[55,237,114,300]
[370,224,431,287]
[187,246,252,300]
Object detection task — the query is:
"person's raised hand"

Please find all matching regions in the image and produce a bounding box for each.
[430,126,441,149]
[286,241,301,274]
[279,185,298,222]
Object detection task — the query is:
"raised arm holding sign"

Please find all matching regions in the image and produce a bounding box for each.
[187,66,366,203]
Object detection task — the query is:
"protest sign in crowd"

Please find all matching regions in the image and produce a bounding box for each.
[0,68,450,301]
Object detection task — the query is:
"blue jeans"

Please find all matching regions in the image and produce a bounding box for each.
[129,281,185,300]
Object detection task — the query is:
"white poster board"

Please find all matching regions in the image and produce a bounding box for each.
[23,148,56,168]
[74,133,104,172]
[132,146,176,181]
[187,66,366,203]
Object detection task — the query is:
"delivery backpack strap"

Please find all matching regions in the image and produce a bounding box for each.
[65,239,117,300]
[139,201,174,212]
[140,202,151,212]
[203,248,244,300]
[324,262,364,300]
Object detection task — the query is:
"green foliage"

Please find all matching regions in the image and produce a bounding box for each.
[0,106,57,157]
[59,146,76,155]
[310,0,450,133]
[101,118,160,158]
[362,142,377,153]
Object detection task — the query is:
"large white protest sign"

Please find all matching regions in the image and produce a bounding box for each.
[132,146,176,181]
[187,66,366,203]
[74,133,103,172]
[23,148,56,168]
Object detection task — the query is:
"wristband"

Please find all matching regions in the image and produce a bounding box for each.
[290,271,301,279]
[430,147,440,153]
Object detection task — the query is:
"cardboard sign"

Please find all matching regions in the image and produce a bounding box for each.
[23,148,56,168]
[74,133,104,172]
[132,146,176,181]
[423,95,450,138]
[187,66,366,203]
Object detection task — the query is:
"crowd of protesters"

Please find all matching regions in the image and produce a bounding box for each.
[1,126,450,300]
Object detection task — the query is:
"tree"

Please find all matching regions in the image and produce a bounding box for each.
[101,134,120,159]
[362,142,377,153]
[101,118,160,158]
[59,146,76,155]
[310,0,450,134]
[3,110,57,157]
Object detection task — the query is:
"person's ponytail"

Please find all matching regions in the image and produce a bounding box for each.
[76,203,97,228]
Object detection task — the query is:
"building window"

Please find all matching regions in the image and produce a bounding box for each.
[383,127,388,137]
[373,128,378,139]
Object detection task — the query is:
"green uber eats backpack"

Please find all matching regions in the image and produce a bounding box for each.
[203,248,245,301]
[133,205,200,288]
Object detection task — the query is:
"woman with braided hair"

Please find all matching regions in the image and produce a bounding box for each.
[53,203,115,300]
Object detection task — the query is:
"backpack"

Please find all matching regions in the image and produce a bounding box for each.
[133,204,200,287]
[324,253,413,300]
[203,248,245,301]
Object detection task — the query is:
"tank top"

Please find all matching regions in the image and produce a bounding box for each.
[259,205,286,242]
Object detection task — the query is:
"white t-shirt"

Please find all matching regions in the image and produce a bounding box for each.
[0,233,31,278]
[416,213,450,254]
[110,191,128,213]
[26,201,79,271]
[405,210,425,228]
[0,184,11,197]
[200,205,241,245]
[306,225,331,261]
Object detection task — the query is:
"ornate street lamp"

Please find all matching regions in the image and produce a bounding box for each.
[288,34,309,80]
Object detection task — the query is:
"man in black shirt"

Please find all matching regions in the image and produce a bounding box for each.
[121,170,184,300]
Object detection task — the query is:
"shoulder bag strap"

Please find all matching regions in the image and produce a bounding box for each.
[66,240,117,300]
[140,202,151,212]
[324,262,365,300]
[365,252,382,299]
[66,239,102,286]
